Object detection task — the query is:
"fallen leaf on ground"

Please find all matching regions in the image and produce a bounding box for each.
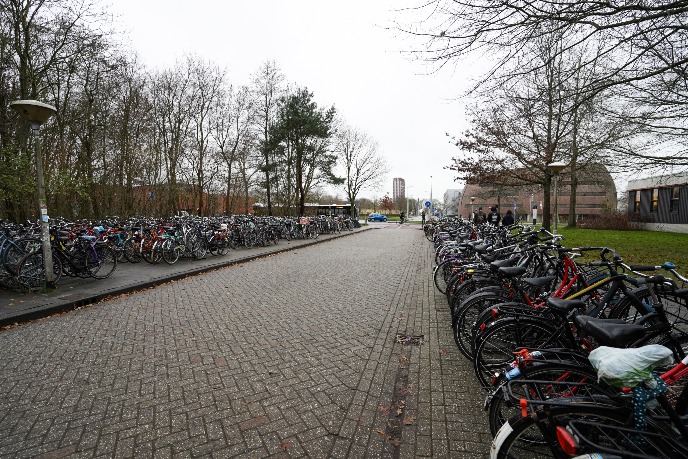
[403,416,416,425]
[277,440,293,451]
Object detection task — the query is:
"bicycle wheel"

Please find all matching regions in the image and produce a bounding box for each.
[241,231,253,248]
[3,237,41,275]
[282,228,291,241]
[473,317,567,388]
[449,277,500,317]
[492,404,635,459]
[162,239,180,265]
[424,227,434,241]
[228,233,239,249]
[16,250,63,290]
[0,265,19,289]
[452,291,514,360]
[258,230,268,247]
[190,237,207,259]
[611,287,688,331]
[87,245,117,279]
[215,235,229,255]
[123,238,142,263]
[487,362,605,437]
[433,260,459,295]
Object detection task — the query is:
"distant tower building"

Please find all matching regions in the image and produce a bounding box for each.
[393,178,406,201]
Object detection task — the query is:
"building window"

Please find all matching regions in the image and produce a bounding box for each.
[670,187,680,213]
[651,188,659,212]
[633,192,641,213]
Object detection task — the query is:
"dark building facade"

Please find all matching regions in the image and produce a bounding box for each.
[627,172,688,224]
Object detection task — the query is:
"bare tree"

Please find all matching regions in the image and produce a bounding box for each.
[105,58,154,217]
[150,63,195,214]
[396,0,688,167]
[251,60,284,215]
[184,56,223,216]
[335,124,387,217]
[212,84,254,215]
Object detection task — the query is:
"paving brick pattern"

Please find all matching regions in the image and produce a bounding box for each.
[0,225,491,458]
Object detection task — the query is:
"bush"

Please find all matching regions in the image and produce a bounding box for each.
[578,210,645,231]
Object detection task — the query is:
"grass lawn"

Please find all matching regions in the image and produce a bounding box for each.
[557,226,688,268]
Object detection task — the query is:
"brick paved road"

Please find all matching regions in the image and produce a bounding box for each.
[0,224,490,458]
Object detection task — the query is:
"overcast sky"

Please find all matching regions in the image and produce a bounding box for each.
[106,0,474,204]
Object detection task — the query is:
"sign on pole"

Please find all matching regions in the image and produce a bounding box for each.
[424,201,431,208]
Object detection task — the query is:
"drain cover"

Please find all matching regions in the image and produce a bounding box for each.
[395,334,424,345]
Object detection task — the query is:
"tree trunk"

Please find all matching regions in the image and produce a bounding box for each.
[568,119,580,227]
[542,174,552,230]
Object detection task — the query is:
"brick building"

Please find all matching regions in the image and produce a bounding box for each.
[457,163,617,222]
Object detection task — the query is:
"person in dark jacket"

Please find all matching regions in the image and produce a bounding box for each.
[501,209,515,226]
[474,207,485,224]
[487,206,500,225]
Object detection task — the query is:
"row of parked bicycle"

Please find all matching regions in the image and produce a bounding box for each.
[427,218,688,458]
[0,214,356,291]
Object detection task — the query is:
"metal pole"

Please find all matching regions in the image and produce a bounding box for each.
[430,176,433,215]
[553,173,559,233]
[32,124,55,288]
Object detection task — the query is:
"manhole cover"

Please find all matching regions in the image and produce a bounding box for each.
[395,334,424,345]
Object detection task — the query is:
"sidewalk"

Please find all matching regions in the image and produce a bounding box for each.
[0,223,492,458]
[0,228,370,328]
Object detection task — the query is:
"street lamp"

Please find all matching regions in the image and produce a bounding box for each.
[10,100,57,289]
[547,161,567,233]
[430,175,433,215]
[470,196,475,221]
[406,185,414,222]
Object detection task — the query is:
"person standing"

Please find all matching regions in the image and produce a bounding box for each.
[474,207,485,224]
[501,209,515,226]
[487,206,501,225]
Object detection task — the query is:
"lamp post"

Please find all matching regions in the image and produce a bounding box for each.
[430,175,433,215]
[547,161,567,233]
[10,100,57,289]
[470,196,475,221]
[406,185,413,221]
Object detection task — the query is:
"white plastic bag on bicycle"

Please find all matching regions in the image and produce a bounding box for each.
[588,345,674,388]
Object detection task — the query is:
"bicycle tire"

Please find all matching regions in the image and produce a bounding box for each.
[215,235,229,255]
[123,238,142,263]
[492,404,635,459]
[451,291,515,360]
[228,233,239,249]
[243,232,255,249]
[88,245,117,279]
[474,317,567,388]
[445,270,492,306]
[162,239,181,265]
[16,250,63,290]
[486,361,606,437]
[611,287,688,331]
[191,238,207,259]
[3,237,42,275]
[433,260,458,295]
[471,301,557,351]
